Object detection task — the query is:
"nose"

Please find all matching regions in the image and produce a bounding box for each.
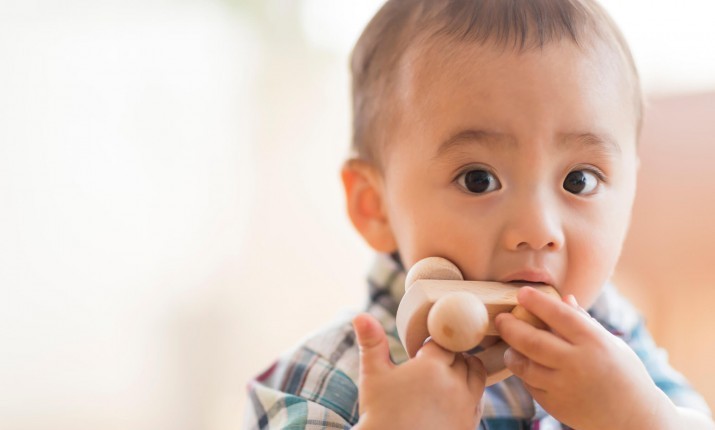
[501,194,564,252]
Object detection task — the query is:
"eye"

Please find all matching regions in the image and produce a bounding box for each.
[456,168,501,194]
[563,170,600,195]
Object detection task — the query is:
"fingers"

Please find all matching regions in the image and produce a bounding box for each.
[503,347,554,391]
[563,294,600,326]
[515,287,595,343]
[564,294,579,308]
[495,312,569,368]
[451,352,468,380]
[465,354,487,399]
[353,313,393,375]
[416,339,457,365]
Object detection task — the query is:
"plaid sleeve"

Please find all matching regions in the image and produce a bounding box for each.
[591,285,712,417]
[626,320,712,417]
[244,347,359,429]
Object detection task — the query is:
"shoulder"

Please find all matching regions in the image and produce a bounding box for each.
[248,316,361,424]
[260,302,407,389]
[246,302,408,427]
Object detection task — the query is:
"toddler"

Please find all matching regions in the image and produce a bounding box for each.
[245,0,713,428]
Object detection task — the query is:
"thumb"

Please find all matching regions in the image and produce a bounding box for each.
[353,313,393,376]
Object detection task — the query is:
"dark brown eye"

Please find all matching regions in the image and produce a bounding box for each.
[564,170,599,195]
[457,169,501,194]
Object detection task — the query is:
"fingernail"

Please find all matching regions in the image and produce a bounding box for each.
[566,295,578,307]
[504,347,514,365]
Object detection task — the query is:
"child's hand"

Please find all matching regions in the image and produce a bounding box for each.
[495,287,669,430]
[352,313,486,430]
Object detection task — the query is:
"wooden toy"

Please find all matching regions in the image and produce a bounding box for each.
[396,257,560,386]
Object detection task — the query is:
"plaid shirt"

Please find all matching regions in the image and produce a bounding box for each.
[245,253,711,429]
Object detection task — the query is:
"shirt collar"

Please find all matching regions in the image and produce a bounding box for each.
[366,252,407,316]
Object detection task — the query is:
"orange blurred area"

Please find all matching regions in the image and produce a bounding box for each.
[614,92,715,408]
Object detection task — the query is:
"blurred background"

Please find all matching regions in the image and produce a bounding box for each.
[0,0,713,429]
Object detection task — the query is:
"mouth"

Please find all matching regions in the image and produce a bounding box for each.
[506,280,549,286]
[501,270,555,287]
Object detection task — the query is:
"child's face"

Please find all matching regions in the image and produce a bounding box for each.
[379,40,639,308]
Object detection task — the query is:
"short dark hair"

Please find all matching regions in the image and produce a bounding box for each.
[350,0,642,165]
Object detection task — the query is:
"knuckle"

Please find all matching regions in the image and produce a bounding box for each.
[359,338,382,354]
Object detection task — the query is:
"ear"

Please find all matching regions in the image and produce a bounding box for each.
[341,159,398,253]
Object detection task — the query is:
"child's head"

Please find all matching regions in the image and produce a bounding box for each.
[341,0,641,309]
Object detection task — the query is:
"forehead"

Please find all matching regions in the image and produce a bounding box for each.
[387,37,637,161]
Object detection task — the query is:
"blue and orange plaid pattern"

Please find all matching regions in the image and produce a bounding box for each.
[245,253,710,429]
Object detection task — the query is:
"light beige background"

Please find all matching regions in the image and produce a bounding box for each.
[0,1,713,429]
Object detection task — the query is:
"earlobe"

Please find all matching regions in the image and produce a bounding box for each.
[341,159,398,253]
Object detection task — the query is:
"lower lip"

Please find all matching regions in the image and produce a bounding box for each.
[507,281,548,285]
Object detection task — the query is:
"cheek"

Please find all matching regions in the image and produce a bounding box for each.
[385,183,437,268]
[565,234,616,307]
[386,188,496,275]
[389,202,464,269]
[565,202,632,307]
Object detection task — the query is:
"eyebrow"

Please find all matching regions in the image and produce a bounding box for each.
[434,129,517,159]
[559,132,621,155]
[434,129,621,158]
